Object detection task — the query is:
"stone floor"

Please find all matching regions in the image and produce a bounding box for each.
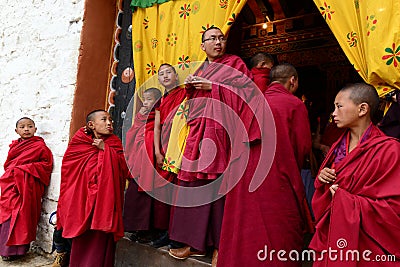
[0,252,53,267]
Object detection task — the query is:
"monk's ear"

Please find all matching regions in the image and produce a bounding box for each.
[201,42,205,51]
[359,103,369,117]
[87,121,95,130]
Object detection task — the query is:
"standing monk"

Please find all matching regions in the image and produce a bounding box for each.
[250,52,274,93]
[57,110,129,267]
[218,63,312,267]
[168,26,259,267]
[0,117,53,261]
[310,83,400,266]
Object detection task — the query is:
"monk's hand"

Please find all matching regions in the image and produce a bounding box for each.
[329,184,339,196]
[184,74,196,85]
[192,76,212,91]
[318,167,336,184]
[92,138,105,150]
[155,153,164,168]
[139,106,148,115]
[185,75,212,90]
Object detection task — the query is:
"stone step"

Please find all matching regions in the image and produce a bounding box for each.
[115,237,211,267]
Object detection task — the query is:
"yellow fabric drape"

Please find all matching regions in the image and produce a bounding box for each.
[131,0,246,172]
[132,0,246,96]
[313,0,400,97]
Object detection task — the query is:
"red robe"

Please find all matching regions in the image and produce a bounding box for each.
[251,67,270,93]
[179,54,259,182]
[57,128,129,241]
[218,82,312,267]
[310,125,400,266]
[123,110,171,231]
[125,111,157,191]
[0,136,53,245]
[157,86,187,159]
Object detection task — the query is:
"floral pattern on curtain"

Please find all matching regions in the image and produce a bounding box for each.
[131,0,246,97]
[314,0,400,97]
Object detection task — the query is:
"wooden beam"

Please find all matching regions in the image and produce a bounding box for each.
[246,0,266,23]
[268,0,286,20]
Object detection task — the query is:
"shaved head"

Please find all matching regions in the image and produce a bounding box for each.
[86,109,107,124]
[16,117,35,127]
[340,83,379,119]
[250,52,274,69]
[270,63,298,84]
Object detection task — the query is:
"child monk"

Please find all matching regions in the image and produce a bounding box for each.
[0,117,53,261]
[310,83,400,266]
[123,87,168,245]
[249,52,274,93]
[57,110,129,267]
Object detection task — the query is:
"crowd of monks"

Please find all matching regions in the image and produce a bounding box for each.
[0,26,399,267]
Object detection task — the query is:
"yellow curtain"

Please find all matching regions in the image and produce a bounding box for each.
[131,0,246,98]
[313,0,400,97]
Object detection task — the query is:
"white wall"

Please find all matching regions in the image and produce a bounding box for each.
[0,0,84,253]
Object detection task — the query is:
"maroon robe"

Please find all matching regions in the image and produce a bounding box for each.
[310,124,400,266]
[0,136,53,255]
[170,54,260,252]
[57,128,129,266]
[251,67,270,93]
[218,82,312,267]
[123,108,172,231]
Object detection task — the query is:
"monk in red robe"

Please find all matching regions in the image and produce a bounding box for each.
[250,52,274,93]
[124,87,172,246]
[0,117,53,261]
[57,110,129,267]
[310,83,400,266]
[168,27,260,266]
[218,63,312,267]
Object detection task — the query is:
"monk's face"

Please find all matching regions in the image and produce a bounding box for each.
[15,118,37,139]
[332,90,360,128]
[256,60,273,69]
[142,91,158,112]
[201,28,227,62]
[158,65,178,90]
[88,111,113,138]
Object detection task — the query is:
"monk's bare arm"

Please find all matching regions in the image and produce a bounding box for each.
[154,110,163,168]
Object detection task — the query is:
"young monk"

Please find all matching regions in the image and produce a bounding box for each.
[250,52,274,93]
[310,83,400,266]
[123,87,168,245]
[0,117,53,261]
[57,110,129,267]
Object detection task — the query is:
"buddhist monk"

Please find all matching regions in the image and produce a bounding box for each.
[57,110,129,267]
[310,83,400,266]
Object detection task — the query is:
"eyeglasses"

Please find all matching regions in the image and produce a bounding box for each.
[203,36,227,43]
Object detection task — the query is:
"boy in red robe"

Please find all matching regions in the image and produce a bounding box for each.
[310,83,400,266]
[218,63,312,267]
[123,87,169,245]
[57,110,129,267]
[250,52,274,93]
[153,63,187,247]
[0,117,53,261]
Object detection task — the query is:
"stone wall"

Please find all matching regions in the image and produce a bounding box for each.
[0,0,84,253]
